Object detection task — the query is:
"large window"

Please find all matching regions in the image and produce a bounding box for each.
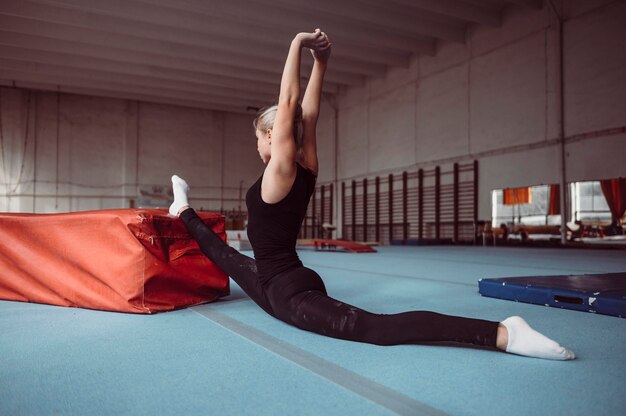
[492,181,613,227]
[492,185,560,227]
[571,181,612,224]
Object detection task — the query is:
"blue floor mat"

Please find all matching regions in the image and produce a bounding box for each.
[3,247,626,415]
[479,272,626,318]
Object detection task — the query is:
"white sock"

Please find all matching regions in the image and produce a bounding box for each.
[169,175,190,217]
[502,316,575,361]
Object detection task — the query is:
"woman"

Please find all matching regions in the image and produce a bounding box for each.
[170,29,574,360]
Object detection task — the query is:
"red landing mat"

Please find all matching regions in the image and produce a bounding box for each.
[0,209,229,314]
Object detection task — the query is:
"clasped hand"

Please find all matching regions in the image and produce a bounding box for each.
[297,29,331,64]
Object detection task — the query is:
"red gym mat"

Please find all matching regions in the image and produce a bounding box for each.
[0,209,229,314]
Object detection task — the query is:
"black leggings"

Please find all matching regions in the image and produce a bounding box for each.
[180,209,499,347]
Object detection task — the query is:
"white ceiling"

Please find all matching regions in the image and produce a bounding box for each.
[0,0,542,114]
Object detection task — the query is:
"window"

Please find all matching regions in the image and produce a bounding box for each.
[492,181,613,228]
[492,185,560,227]
[571,181,612,224]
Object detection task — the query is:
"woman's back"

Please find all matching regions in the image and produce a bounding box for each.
[246,163,317,283]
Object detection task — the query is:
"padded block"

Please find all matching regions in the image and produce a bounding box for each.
[479,273,626,318]
[0,209,229,314]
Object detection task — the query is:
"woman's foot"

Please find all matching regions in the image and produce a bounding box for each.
[498,316,575,360]
[169,175,190,217]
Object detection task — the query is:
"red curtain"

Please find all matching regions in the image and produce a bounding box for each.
[548,184,560,215]
[600,178,626,223]
[503,187,531,205]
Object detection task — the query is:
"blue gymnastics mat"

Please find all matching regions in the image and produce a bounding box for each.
[479,272,626,318]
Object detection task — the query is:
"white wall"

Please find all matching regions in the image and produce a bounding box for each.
[0,87,261,213]
[329,0,626,221]
[1,0,624,225]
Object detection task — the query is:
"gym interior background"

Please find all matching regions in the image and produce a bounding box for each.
[1,0,625,415]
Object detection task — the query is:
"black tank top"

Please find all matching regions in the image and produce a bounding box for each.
[245,163,317,283]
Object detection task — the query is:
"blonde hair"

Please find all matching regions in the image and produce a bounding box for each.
[253,104,304,150]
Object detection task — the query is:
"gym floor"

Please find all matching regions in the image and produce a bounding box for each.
[2,246,625,416]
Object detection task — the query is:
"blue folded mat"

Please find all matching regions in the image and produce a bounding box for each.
[479,272,626,318]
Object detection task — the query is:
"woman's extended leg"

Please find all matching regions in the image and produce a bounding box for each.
[267,267,575,360]
[266,267,498,347]
[170,176,273,316]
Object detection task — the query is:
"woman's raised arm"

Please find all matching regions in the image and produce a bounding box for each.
[300,32,331,174]
[261,29,328,203]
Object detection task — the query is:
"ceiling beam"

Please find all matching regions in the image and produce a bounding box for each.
[236,0,466,43]
[0,0,527,115]
[0,30,364,87]
[0,44,278,95]
[20,0,433,57]
[0,32,282,86]
[383,0,501,27]
[103,0,439,52]
[459,0,506,12]
[0,15,387,79]
[0,45,344,96]
[0,1,411,67]
[0,78,253,114]
[504,0,544,10]
[0,69,264,113]
[0,58,278,104]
